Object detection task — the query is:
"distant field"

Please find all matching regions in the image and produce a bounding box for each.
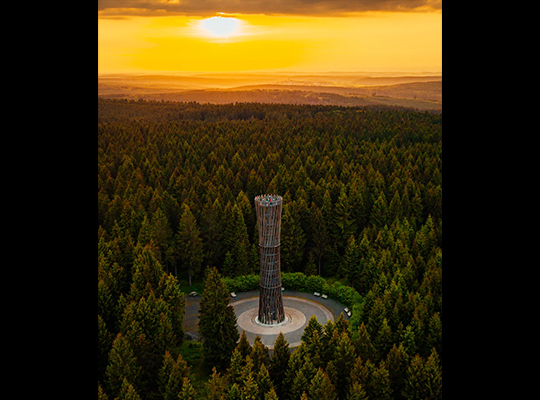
[98,73,442,112]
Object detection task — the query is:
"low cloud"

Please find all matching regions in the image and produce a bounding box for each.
[98,0,442,17]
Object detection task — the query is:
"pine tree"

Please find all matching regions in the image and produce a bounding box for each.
[350,356,369,389]
[284,344,309,388]
[300,357,318,385]
[201,198,224,270]
[309,368,338,400]
[176,204,204,286]
[98,315,113,384]
[130,245,164,302]
[415,216,438,260]
[342,235,361,286]
[269,333,290,399]
[349,179,368,231]
[401,326,418,357]
[334,332,356,399]
[388,191,403,224]
[308,368,324,399]
[178,377,197,400]
[304,251,318,277]
[241,356,255,385]
[347,382,368,400]
[228,349,245,386]
[292,370,309,400]
[158,273,186,345]
[424,349,443,400]
[98,384,109,400]
[117,377,142,400]
[321,322,337,365]
[199,267,240,370]
[374,318,393,361]
[223,251,236,278]
[159,352,191,400]
[236,331,253,360]
[237,240,252,278]
[356,233,373,293]
[250,243,260,274]
[105,334,141,399]
[156,313,176,362]
[410,190,424,230]
[301,316,324,346]
[224,204,252,277]
[98,277,116,335]
[151,208,174,269]
[281,202,307,272]
[251,336,270,373]
[206,367,228,400]
[385,344,409,400]
[333,187,356,254]
[310,204,329,276]
[368,362,393,400]
[334,312,349,335]
[264,388,279,400]
[427,313,443,361]
[137,215,154,249]
[305,330,324,370]
[120,292,174,392]
[236,191,256,242]
[158,351,176,399]
[256,364,274,400]
[402,355,427,400]
[228,383,242,400]
[241,357,259,400]
[371,193,389,229]
[366,295,387,340]
[355,323,377,363]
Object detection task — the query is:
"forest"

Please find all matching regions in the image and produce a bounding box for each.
[98,99,442,399]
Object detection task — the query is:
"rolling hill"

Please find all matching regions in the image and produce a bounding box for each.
[98,73,442,112]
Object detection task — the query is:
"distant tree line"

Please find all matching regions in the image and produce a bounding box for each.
[98,87,443,112]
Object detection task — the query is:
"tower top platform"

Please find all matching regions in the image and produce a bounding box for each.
[255,194,283,208]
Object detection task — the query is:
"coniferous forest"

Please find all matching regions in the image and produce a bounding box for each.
[98,99,442,400]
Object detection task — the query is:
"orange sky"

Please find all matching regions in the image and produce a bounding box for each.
[98,8,442,74]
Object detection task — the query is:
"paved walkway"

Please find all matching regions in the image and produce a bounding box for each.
[183,295,202,341]
[183,289,350,346]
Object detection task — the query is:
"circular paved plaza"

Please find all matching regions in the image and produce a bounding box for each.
[232,295,335,349]
[183,290,350,348]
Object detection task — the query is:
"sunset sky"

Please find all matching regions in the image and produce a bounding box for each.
[98,1,442,74]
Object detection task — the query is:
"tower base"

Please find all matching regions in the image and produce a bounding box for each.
[258,286,285,325]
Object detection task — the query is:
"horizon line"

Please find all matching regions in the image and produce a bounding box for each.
[98,69,443,77]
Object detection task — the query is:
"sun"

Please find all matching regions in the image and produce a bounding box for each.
[199,16,243,39]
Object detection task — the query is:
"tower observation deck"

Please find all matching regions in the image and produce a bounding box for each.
[255,194,285,325]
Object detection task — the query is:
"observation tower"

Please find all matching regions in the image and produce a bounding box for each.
[255,194,285,325]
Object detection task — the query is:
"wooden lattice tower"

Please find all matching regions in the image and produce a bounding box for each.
[255,194,285,325]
